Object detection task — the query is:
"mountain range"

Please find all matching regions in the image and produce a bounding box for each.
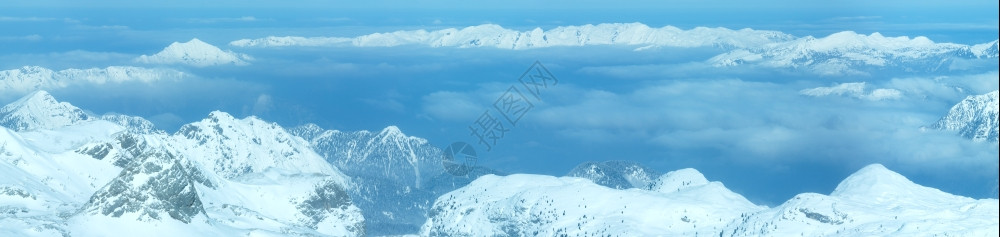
[0,66,186,94]
[1,91,997,236]
[229,23,998,75]
[421,164,998,236]
[1,91,364,236]
[230,23,794,50]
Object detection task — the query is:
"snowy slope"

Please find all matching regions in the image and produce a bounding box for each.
[420,168,765,236]
[0,66,186,94]
[566,160,661,189]
[136,38,252,67]
[232,23,793,50]
[0,120,125,237]
[722,164,999,236]
[930,90,999,142]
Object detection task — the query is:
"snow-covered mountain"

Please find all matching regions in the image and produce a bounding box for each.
[232,23,794,50]
[722,164,998,236]
[0,65,185,94]
[962,40,1000,59]
[422,164,999,236]
[3,90,996,236]
[421,168,764,236]
[0,90,91,131]
[174,111,339,179]
[566,160,661,189]
[708,31,999,75]
[136,38,252,67]
[230,23,998,75]
[930,90,999,142]
[290,123,499,236]
[0,91,365,236]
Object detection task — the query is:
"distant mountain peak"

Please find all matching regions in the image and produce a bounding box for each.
[566,160,661,189]
[833,164,907,194]
[288,123,328,141]
[136,38,252,67]
[206,110,236,122]
[175,110,338,179]
[831,164,957,202]
[930,90,999,142]
[0,90,91,131]
[966,39,999,58]
[379,125,401,134]
[376,125,406,139]
[649,168,710,193]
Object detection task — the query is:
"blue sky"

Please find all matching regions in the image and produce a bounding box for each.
[1,0,998,205]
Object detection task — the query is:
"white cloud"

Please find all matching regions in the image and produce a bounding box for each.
[420,91,485,121]
[800,82,903,101]
[420,76,996,170]
[250,94,274,116]
[136,38,252,67]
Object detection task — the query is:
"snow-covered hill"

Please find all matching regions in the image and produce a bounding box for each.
[421,164,999,236]
[722,164,998,236]
[930,90,999,142]
[0,91,365,236]
[421,168,764,236]
[136,38,252,67]
[566,160,661,189]
[0,66,185,94]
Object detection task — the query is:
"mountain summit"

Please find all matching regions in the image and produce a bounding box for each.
[174,111,338,179]
[136,38,252,67]
[0,90,91,131]
[830,164,958,202]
